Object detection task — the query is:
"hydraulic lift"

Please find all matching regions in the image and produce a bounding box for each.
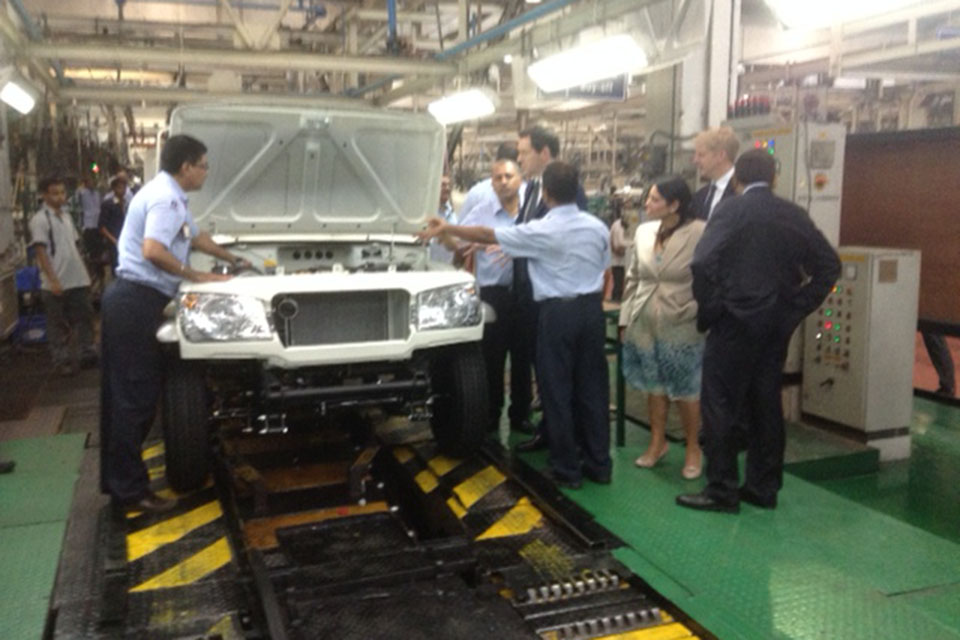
[50,415,713,640]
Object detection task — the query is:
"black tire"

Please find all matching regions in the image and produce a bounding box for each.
[429,344,488,457]
[162,360,211,492]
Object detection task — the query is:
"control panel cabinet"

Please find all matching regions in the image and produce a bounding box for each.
[801,247,920,459]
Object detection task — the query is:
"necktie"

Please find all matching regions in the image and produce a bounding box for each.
[703,183,717,219]
[513,179,539,298]
[519,179,539,224]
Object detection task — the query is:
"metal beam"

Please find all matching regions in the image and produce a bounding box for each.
[843,37,960,68]
[379,0,672,105]
[58,85,364,107]
[217,0,257,48]
[25,42,457,76]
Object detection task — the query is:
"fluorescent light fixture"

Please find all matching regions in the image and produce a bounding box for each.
[527,34,647,93]
[427,88,499,125]
[0,66,40,114]
[763,0,919,30]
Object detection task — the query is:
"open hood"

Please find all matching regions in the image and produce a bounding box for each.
[169,103,445,235]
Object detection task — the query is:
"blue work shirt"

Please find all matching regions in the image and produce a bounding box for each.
[429,201,458,264]
[494,203,610,301]
[116,171,198,298]
[459,177,526,222]
[459,199,518,287]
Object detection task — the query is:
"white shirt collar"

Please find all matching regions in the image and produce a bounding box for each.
[714,166,735,192]
[742,181,770,193]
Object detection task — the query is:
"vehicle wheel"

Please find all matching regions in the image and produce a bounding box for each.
[430,344,488,457]
[162,359,211,492]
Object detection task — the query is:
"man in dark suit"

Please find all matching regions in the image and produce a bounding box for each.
[678,149,840,513]
[693,126,739,220]
[514,126,589,452]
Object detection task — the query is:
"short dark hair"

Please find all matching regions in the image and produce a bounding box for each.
[735,149,776,185]
[519,126,560,158]
[542,161,578,204]
[495,142,518,162]
[161,134,208,175]
[110,175,127,189]
[38,175,65,194]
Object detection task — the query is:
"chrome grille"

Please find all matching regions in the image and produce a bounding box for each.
[273,291,410,347]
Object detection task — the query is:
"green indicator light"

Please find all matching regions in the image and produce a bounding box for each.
[824,309,833,317]
[768,148,775,155]
[835,323,841,331]
[833,335,841,343]
[837,285,844,293]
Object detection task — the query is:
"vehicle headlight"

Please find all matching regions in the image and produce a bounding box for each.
[415,283,482,331]
[178,292,274,342]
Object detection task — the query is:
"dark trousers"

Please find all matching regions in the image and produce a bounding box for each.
[99,279,170,502]
[480,286,530,429]
[537,293,611,482]
[41,287,96,367]
[611,266,625,302]
[922,331,955,394]
[701,313,795,503]
[513,295,538,407]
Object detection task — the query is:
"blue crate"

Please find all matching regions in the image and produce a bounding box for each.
[15,314,46,344]
[16,266,40,292]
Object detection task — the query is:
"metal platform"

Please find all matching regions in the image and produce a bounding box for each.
[49,414,711,640]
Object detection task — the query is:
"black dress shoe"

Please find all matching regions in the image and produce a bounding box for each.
[0,459,15,474]
[119,492,178,514]
[542,469,582,490]
[739,488,777,509]
[583,469,611,485]
[510,419,536,435]
[675,491,739,514]
[514,433,548,453]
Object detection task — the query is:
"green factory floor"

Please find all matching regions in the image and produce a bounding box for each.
[2,371,960,639]
[511,394,960,640]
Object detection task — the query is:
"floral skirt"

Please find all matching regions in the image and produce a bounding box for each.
[621,315,704,400]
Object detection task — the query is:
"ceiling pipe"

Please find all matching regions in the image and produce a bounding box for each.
[124,0,312,11]
[8,0,65,81]
[350,0,579,97]
[59,84,364,107]
[25,42,457,76]
[387,0,399,53]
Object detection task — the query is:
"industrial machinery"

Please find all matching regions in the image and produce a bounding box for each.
[725,115,846,246]
[801,247,921,460]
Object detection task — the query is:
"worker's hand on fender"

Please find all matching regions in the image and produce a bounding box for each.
[192,272,233,283]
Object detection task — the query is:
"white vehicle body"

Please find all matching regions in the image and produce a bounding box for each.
[157,103,489,491]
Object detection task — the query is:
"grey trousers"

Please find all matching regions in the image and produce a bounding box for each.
[41,287,96,367]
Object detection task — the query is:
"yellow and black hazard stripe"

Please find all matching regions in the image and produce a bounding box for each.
[124,442,235,594]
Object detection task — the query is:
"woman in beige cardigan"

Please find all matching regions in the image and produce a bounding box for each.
[619,176,706,479]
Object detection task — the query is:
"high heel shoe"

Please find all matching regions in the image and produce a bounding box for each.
[682,452,702,479]
[635,443,669,468]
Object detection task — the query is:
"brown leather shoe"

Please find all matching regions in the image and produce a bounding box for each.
[122,492,178,514]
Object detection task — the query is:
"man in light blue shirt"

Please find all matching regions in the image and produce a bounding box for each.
[100,134,246,515]
[421,161,612,489]
[459,159,533,435]
[458,142,523,222]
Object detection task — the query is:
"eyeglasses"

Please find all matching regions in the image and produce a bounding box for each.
[193,161,210,171]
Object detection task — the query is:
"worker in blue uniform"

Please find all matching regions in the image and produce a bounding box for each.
[421,161,612,489]
[99,134,248,514]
